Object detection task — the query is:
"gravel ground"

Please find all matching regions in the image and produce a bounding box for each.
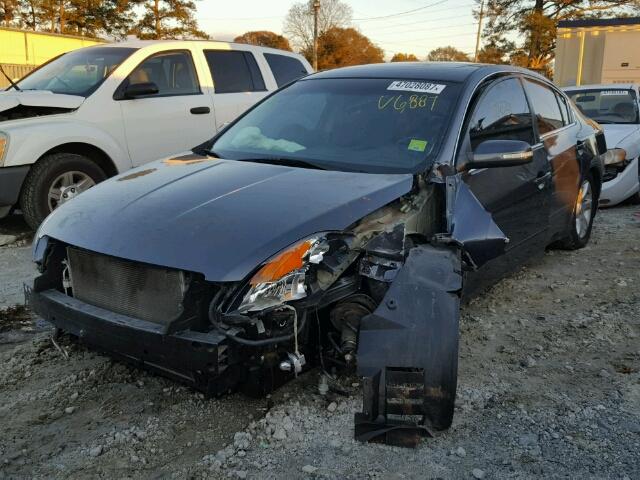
[0,207,638,479]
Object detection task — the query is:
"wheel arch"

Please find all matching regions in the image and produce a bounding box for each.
[38,142,118,178]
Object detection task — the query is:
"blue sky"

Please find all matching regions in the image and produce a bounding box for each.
[196,0,479,60]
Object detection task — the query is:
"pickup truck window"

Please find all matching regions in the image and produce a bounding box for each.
[264,53,308,87]
[204,50,266,93]
[126,50,200,96]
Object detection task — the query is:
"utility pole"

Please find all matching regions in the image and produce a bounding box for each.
[312,0,320,70]
[474,0,485,62]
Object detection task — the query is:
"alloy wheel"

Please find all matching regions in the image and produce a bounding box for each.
[47,171,96,211]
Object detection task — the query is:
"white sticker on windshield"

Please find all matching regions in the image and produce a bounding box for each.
[601,90,630,96]
[387,80,446,94]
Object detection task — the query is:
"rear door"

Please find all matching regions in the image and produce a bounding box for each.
[204,50,269,130]
[118,50,215,166]
[522,78,581,238]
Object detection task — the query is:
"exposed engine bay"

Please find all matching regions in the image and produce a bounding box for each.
[0,104,75,122]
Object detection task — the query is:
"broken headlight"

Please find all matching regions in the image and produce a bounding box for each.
[603,148,626,166]
[238,234,329,313]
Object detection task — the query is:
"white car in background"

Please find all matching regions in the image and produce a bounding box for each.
[564,84,640,206]
[0,40,312,228]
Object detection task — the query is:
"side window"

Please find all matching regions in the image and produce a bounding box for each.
[126,51,199,96]
[555,92,572,125]
[523,79,564,134]
[204,50,266,93]
[264,53,308,87]
[465,77,536,152]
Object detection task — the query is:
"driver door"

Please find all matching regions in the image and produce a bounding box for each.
[457,76,551,294]
[458,76,551,250]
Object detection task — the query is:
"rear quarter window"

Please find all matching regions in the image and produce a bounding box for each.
[264,53,308,87]
[204,50,266,93]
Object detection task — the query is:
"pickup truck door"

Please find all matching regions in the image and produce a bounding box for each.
[117,50,215,166]
[203,50,270,130]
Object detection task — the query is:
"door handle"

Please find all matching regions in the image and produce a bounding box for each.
[534,172,552,189]
[190,106,210,115]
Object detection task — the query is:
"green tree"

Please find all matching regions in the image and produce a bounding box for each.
[135,0,207,39]
[427,46,470,62]
[390,52,418,62]
[284,0,352,52]
[234,31,292,51]
[305,27,383,70]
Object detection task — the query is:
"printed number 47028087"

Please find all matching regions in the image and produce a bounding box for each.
[378,94,438,113]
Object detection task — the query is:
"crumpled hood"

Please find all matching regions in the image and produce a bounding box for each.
[0,90,84,113]
[38,156,414,282]
[601,123,640,149]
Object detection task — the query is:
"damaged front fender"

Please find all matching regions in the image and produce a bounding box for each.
[437,175,508,269]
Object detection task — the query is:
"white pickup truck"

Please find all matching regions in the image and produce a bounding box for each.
[0,40,312,228]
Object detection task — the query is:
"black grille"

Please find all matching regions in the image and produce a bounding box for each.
[67,248,187,325]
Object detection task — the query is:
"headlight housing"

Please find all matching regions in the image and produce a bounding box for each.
[0,132,8,166]
[603,148,626,166]
[238,234,329,313]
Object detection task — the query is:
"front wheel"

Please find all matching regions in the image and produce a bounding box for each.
[20,153,107,230]
[556,173,597,250]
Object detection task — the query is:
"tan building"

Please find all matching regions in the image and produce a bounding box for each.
[0,27,105,88]
[554,17,640,87]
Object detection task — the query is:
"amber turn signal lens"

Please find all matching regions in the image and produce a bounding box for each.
[250,240,312,285]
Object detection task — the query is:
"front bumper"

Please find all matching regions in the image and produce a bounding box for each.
[27,287,235,396]
[0,165,30,218]
[600,157,639,206]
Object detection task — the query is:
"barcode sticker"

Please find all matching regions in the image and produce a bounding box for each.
[601,90,630,96]
[387,80,446,94]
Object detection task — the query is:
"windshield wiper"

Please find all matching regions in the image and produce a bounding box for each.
[235,157,327,170]
[0,65,21,91]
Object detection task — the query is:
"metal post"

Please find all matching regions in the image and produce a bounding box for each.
[576,30,585,86]
[313,0,320,70]
[474,0,485,62]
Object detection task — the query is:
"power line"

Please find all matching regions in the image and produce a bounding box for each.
[370,30,478,48]
[353,0,448,22]
[368,22,476,38]
[357,11,477,33]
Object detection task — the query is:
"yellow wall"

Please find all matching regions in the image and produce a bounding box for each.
[0,28,106,66]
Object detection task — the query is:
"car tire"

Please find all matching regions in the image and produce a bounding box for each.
[555,172,597,250]
[20,153,107,230]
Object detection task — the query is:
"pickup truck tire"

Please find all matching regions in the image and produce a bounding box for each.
[20,153,107,230]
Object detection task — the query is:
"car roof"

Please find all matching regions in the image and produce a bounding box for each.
[563,83,638,91]
[307,62,538,83]
[88,39,303,56]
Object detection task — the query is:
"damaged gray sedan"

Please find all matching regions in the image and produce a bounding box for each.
[28,63,606,446]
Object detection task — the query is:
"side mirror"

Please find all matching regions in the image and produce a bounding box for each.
[124,81,159,99]
[465,140,533,170]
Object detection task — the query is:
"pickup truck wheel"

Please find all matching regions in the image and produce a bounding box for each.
[20,153,107,230]
[555,173,596,250]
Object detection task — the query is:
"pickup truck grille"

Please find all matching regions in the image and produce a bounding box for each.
[67,248,187,325]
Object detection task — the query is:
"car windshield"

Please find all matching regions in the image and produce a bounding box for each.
[211,77,461,174]
[14,47,137,97]
[567,88,639,124]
